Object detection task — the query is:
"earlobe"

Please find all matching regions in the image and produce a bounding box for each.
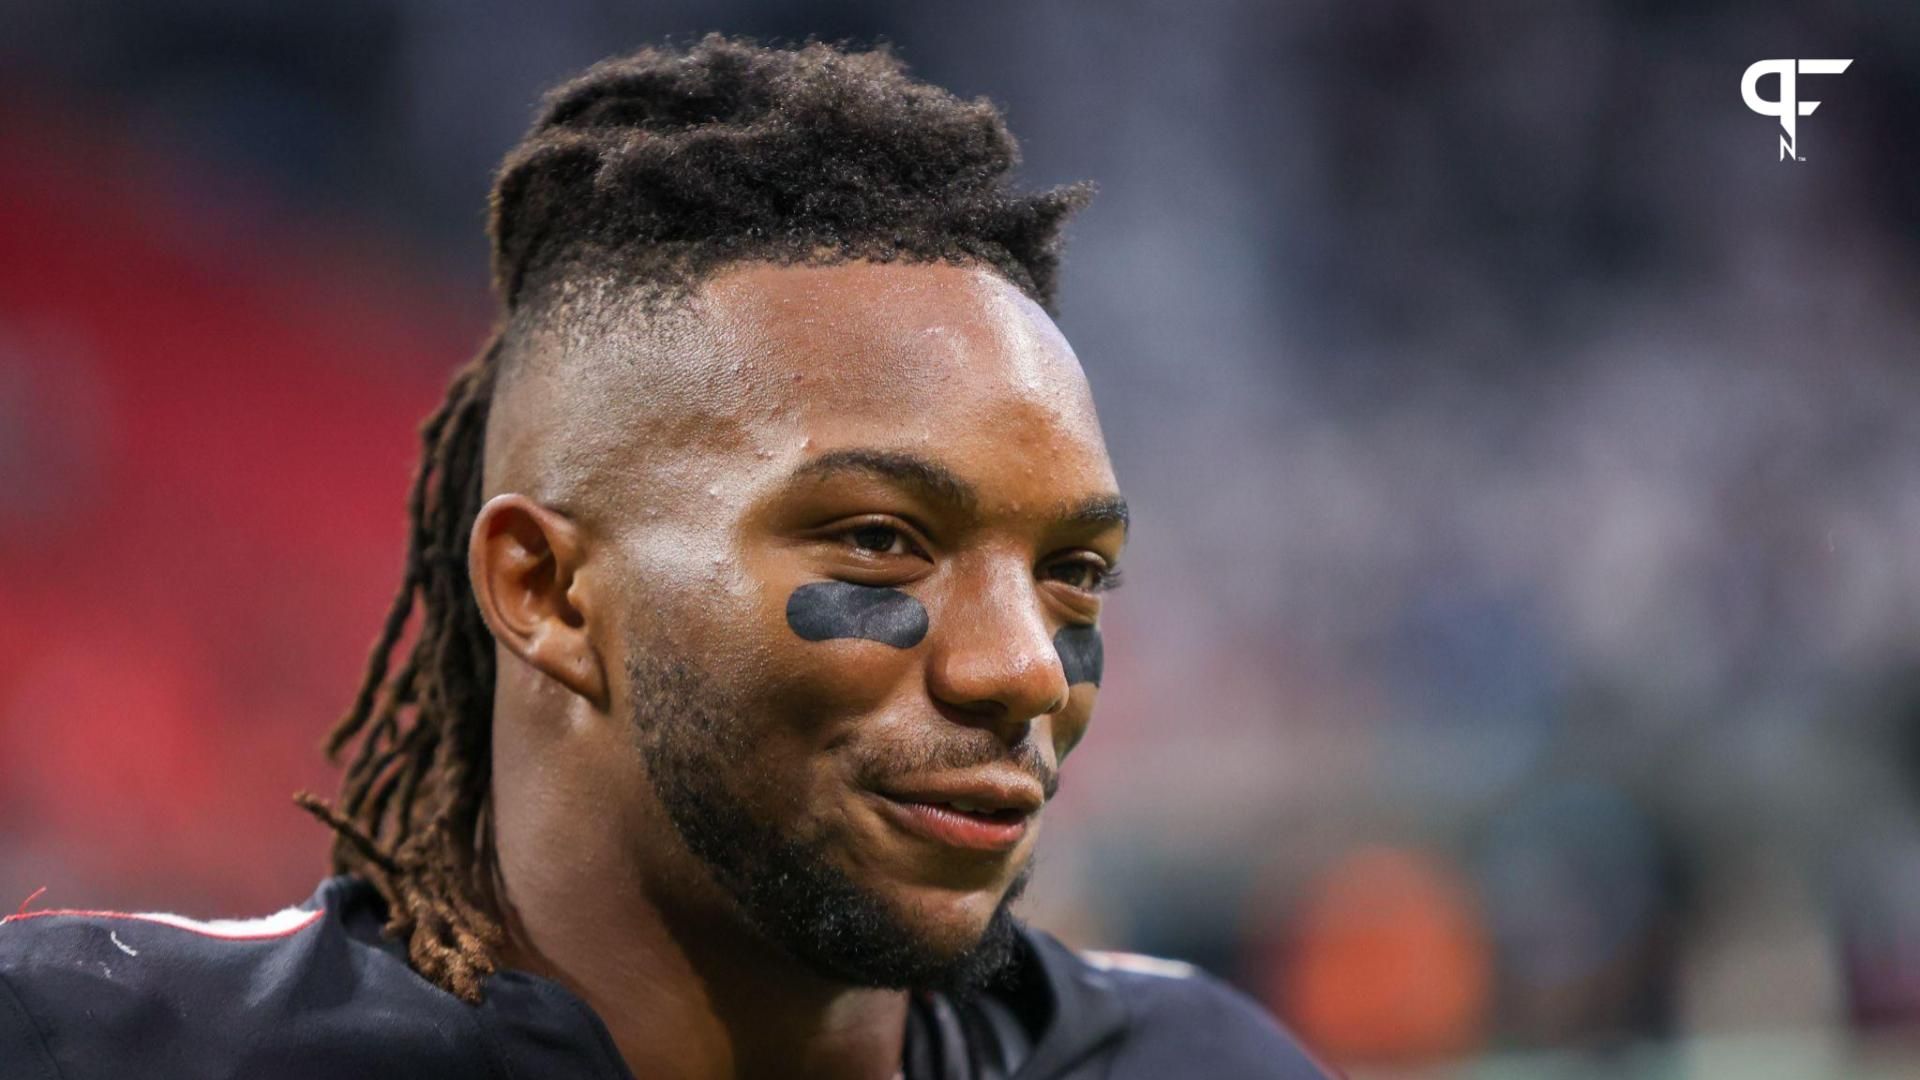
[468,494,609,710]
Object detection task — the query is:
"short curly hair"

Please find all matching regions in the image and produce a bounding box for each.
[496,36,1090,314]
[298,34,1092,1003]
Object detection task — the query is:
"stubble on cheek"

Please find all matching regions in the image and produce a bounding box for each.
[623,645,1019,988]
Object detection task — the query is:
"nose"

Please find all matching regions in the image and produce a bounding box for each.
[925,562,1071,742]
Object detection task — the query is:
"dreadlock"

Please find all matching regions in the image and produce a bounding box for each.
[297,33,1090,1003]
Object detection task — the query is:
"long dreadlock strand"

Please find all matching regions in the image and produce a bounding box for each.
[296,344,502,1003]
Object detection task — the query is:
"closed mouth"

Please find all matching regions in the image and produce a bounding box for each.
[867,781,1040,853]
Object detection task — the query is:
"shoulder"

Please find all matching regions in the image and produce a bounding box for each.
[1086,950,1338,1079]
[1022,930,1338,1079]
[0,878,497,1080]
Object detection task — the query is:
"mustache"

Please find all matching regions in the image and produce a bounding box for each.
[850,729,1060,801]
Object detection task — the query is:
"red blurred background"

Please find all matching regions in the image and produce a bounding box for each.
[0,107,473,912]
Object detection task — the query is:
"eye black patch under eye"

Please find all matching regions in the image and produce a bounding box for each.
[1053,625,1103,687]
[785,581,929,649]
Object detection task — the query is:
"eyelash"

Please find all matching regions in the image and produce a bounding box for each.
[844,522,925,559]
[840,523,1122,595]
[1046,560,1125,594]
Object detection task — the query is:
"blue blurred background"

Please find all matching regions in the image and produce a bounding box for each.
[2,2,1917,1075]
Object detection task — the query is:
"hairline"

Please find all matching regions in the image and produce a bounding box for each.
[485,252,1044,501]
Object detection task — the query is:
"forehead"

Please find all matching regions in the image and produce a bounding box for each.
[493,260,1116,521]
[689,261,1114,496]
[705,261,1100,443]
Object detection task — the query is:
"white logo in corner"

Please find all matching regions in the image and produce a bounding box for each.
[1742,59,1852,161]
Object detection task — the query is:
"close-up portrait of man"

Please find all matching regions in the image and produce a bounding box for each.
[0,35,1326,1080]
[7,4,1918,1078]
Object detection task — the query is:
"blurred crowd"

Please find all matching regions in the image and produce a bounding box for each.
[2,2,1917,1074]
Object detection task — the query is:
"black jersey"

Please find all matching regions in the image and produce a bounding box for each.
[0,876,1333,1079]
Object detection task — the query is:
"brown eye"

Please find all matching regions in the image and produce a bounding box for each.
[848,524,909,555]
[1045,559,1122,593]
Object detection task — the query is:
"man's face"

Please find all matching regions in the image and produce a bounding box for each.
[577,261,1123,988]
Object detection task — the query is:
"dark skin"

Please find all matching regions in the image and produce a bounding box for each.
[466,261,1126,1080]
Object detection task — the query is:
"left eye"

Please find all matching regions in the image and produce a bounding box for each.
[847,524,912,555]
[1044,560,1115,592]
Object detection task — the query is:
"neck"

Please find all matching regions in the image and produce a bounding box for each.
[488,724,909,1080]
[496,876,909,1080]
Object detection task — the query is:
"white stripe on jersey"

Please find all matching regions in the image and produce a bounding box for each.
[1079,950,1198,979]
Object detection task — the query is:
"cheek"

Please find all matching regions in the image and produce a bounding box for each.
[1052,686,1098,761]
[1051,626,1102,760]
[786,582,928,647]
[758,584,928,730]
[1053,625,1103,687]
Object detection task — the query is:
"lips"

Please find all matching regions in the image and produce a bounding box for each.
[871,770,1044,853]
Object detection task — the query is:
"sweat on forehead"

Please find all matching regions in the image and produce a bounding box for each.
[479,259,1099,517]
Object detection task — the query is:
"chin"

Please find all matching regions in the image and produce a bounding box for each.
[881,878,1015,955]
[770,844,1033,992]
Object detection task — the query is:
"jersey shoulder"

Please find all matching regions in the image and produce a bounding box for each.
[0,879,495,1080]
[1073,948,1338,1079]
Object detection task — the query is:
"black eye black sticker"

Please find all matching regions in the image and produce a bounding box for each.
[786,581,929,649]
[1053,625,1103,687]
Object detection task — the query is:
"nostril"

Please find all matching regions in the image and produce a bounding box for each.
[954,697,1007,720]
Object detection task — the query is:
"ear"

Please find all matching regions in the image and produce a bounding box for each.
[468,493,608,710]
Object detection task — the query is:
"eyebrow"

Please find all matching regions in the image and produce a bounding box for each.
[788,448,1128,534]
[789,448,980,513]
[1059,493,1130,532]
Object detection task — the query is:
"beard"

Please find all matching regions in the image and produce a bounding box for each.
[627,650,1032,994]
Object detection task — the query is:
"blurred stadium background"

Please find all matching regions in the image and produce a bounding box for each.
[2,2,1917,1076]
